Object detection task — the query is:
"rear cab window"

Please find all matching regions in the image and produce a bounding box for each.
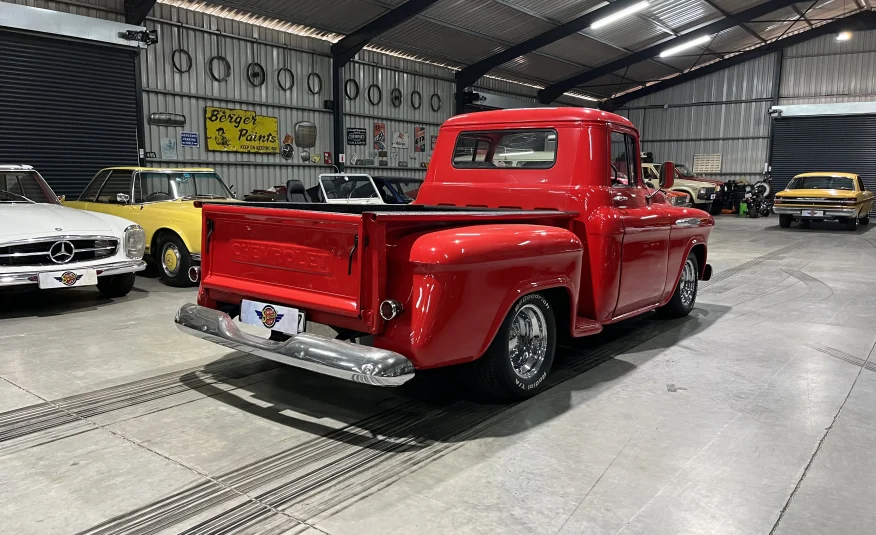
[452,129,557,169]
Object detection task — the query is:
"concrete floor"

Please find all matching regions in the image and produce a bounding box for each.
[2,216,876,535]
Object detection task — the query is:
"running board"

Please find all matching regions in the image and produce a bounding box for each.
[574,317,603,337]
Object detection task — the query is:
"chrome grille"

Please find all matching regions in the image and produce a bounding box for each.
[0,236,118,267]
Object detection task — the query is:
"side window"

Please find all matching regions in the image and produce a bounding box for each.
[95,170,134,203]
[857,177,866,191]
[609,132,633,187]
[78,170,110,201]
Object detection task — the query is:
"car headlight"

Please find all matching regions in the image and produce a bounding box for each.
[697,187,707,196]
[670,195,685,206]
[124,225,146,259]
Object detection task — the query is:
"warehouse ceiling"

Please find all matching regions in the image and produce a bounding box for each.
[169,0,868,102]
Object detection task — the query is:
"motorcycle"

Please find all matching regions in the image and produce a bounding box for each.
[745,175,773,218]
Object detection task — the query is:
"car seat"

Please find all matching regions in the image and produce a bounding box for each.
[284,180,311,202]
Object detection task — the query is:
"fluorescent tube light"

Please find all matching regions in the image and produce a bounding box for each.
[659,35,712,57]
[591,1,650,30]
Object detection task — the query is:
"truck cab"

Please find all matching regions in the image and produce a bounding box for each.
[176,108,714,400]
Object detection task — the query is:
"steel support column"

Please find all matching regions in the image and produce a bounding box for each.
[332,57,345,172]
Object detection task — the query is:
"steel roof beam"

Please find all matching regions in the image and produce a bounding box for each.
[601,11,876,111]
[124,0,157,25]
[701,0,767,42]
[790,5,815,28]
[455,0,647,88]
[331,0,442,66]
[539,0,802,103]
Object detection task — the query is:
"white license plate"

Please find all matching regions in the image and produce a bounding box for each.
[710,194,717,200]
[38,269,97,289]
[241,299,306,335]
[802,210,824,217]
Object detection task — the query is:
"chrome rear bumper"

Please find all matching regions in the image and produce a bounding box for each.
[174,303,415,387]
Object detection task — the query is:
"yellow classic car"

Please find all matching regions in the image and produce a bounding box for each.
[774,172,874,230]
[64,167,236,286]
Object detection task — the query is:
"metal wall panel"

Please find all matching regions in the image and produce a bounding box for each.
[784,28,876,57]
[623,53,777,107]
[640,138,767,180]
[638,101,771,140]
[782,52,876,100]
[342,61,453,126]
[3,0,124,20]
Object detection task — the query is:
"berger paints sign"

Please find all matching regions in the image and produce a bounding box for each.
[205,106,279,154]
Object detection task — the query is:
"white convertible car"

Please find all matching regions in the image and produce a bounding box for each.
[0,165,147,297]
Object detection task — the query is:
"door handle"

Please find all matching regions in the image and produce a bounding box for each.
[613,194,629,202]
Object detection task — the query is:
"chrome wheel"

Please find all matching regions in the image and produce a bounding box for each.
[161,242,181,277]
[508,303,548,380]
[680,258,697,307]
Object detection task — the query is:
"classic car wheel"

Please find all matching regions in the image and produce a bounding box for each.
[157,233,193,287]
[845,217,858,231]
[779,214,792,228]
[96,273,136,298]
[466,293,556,400]
[657,253,698,319]
[708,202,723,215]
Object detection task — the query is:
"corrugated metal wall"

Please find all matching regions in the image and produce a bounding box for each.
[618,54,776,182]
[619,29,876,181]
[780,29,876,105]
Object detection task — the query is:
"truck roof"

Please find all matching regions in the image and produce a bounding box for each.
[442,107,634,129]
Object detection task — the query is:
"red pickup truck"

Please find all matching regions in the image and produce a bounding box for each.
[176,108,714,399]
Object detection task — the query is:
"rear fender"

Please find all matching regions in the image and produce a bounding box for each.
[402,224,582,368]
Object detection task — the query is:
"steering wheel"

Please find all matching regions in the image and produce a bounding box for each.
[145,192,172,201]
[610,164,621,186]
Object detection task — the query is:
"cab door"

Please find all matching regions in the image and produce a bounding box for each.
[608,129,671,317]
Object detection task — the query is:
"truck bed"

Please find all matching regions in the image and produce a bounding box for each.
[205,200,571,217]
[198,201,578,335]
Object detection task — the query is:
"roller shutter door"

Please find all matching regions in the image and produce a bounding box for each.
[0,30,139,197]
[771,115,876,216]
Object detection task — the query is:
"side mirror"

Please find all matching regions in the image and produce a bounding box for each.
[659,162,675,190]
[57,195,65,202]
[229,184,237,199]
[116,193,130,204]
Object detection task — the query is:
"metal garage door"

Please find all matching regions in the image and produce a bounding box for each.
[771,114,876,216]
[0,30,139,197]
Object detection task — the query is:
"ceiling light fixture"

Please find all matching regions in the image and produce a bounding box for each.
[836,31,852,41]
[591,1,650,30]
[659,35,712,57]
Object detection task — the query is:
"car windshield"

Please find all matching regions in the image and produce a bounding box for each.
[675,164,696,178]
[138,172,233,202]
[787,176,855,191]
[320,175,379,200]
[0,171,55,203]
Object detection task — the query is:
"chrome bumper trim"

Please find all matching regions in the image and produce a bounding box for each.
[174,303,416,387]
[774,207,856,217]
[0,260,146,287]
[191,254,201,263]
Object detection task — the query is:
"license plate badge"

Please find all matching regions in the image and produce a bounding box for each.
[802,210,824,217]
[38,269,97,289]
[241,299,306,334]
[710,194,716,200]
